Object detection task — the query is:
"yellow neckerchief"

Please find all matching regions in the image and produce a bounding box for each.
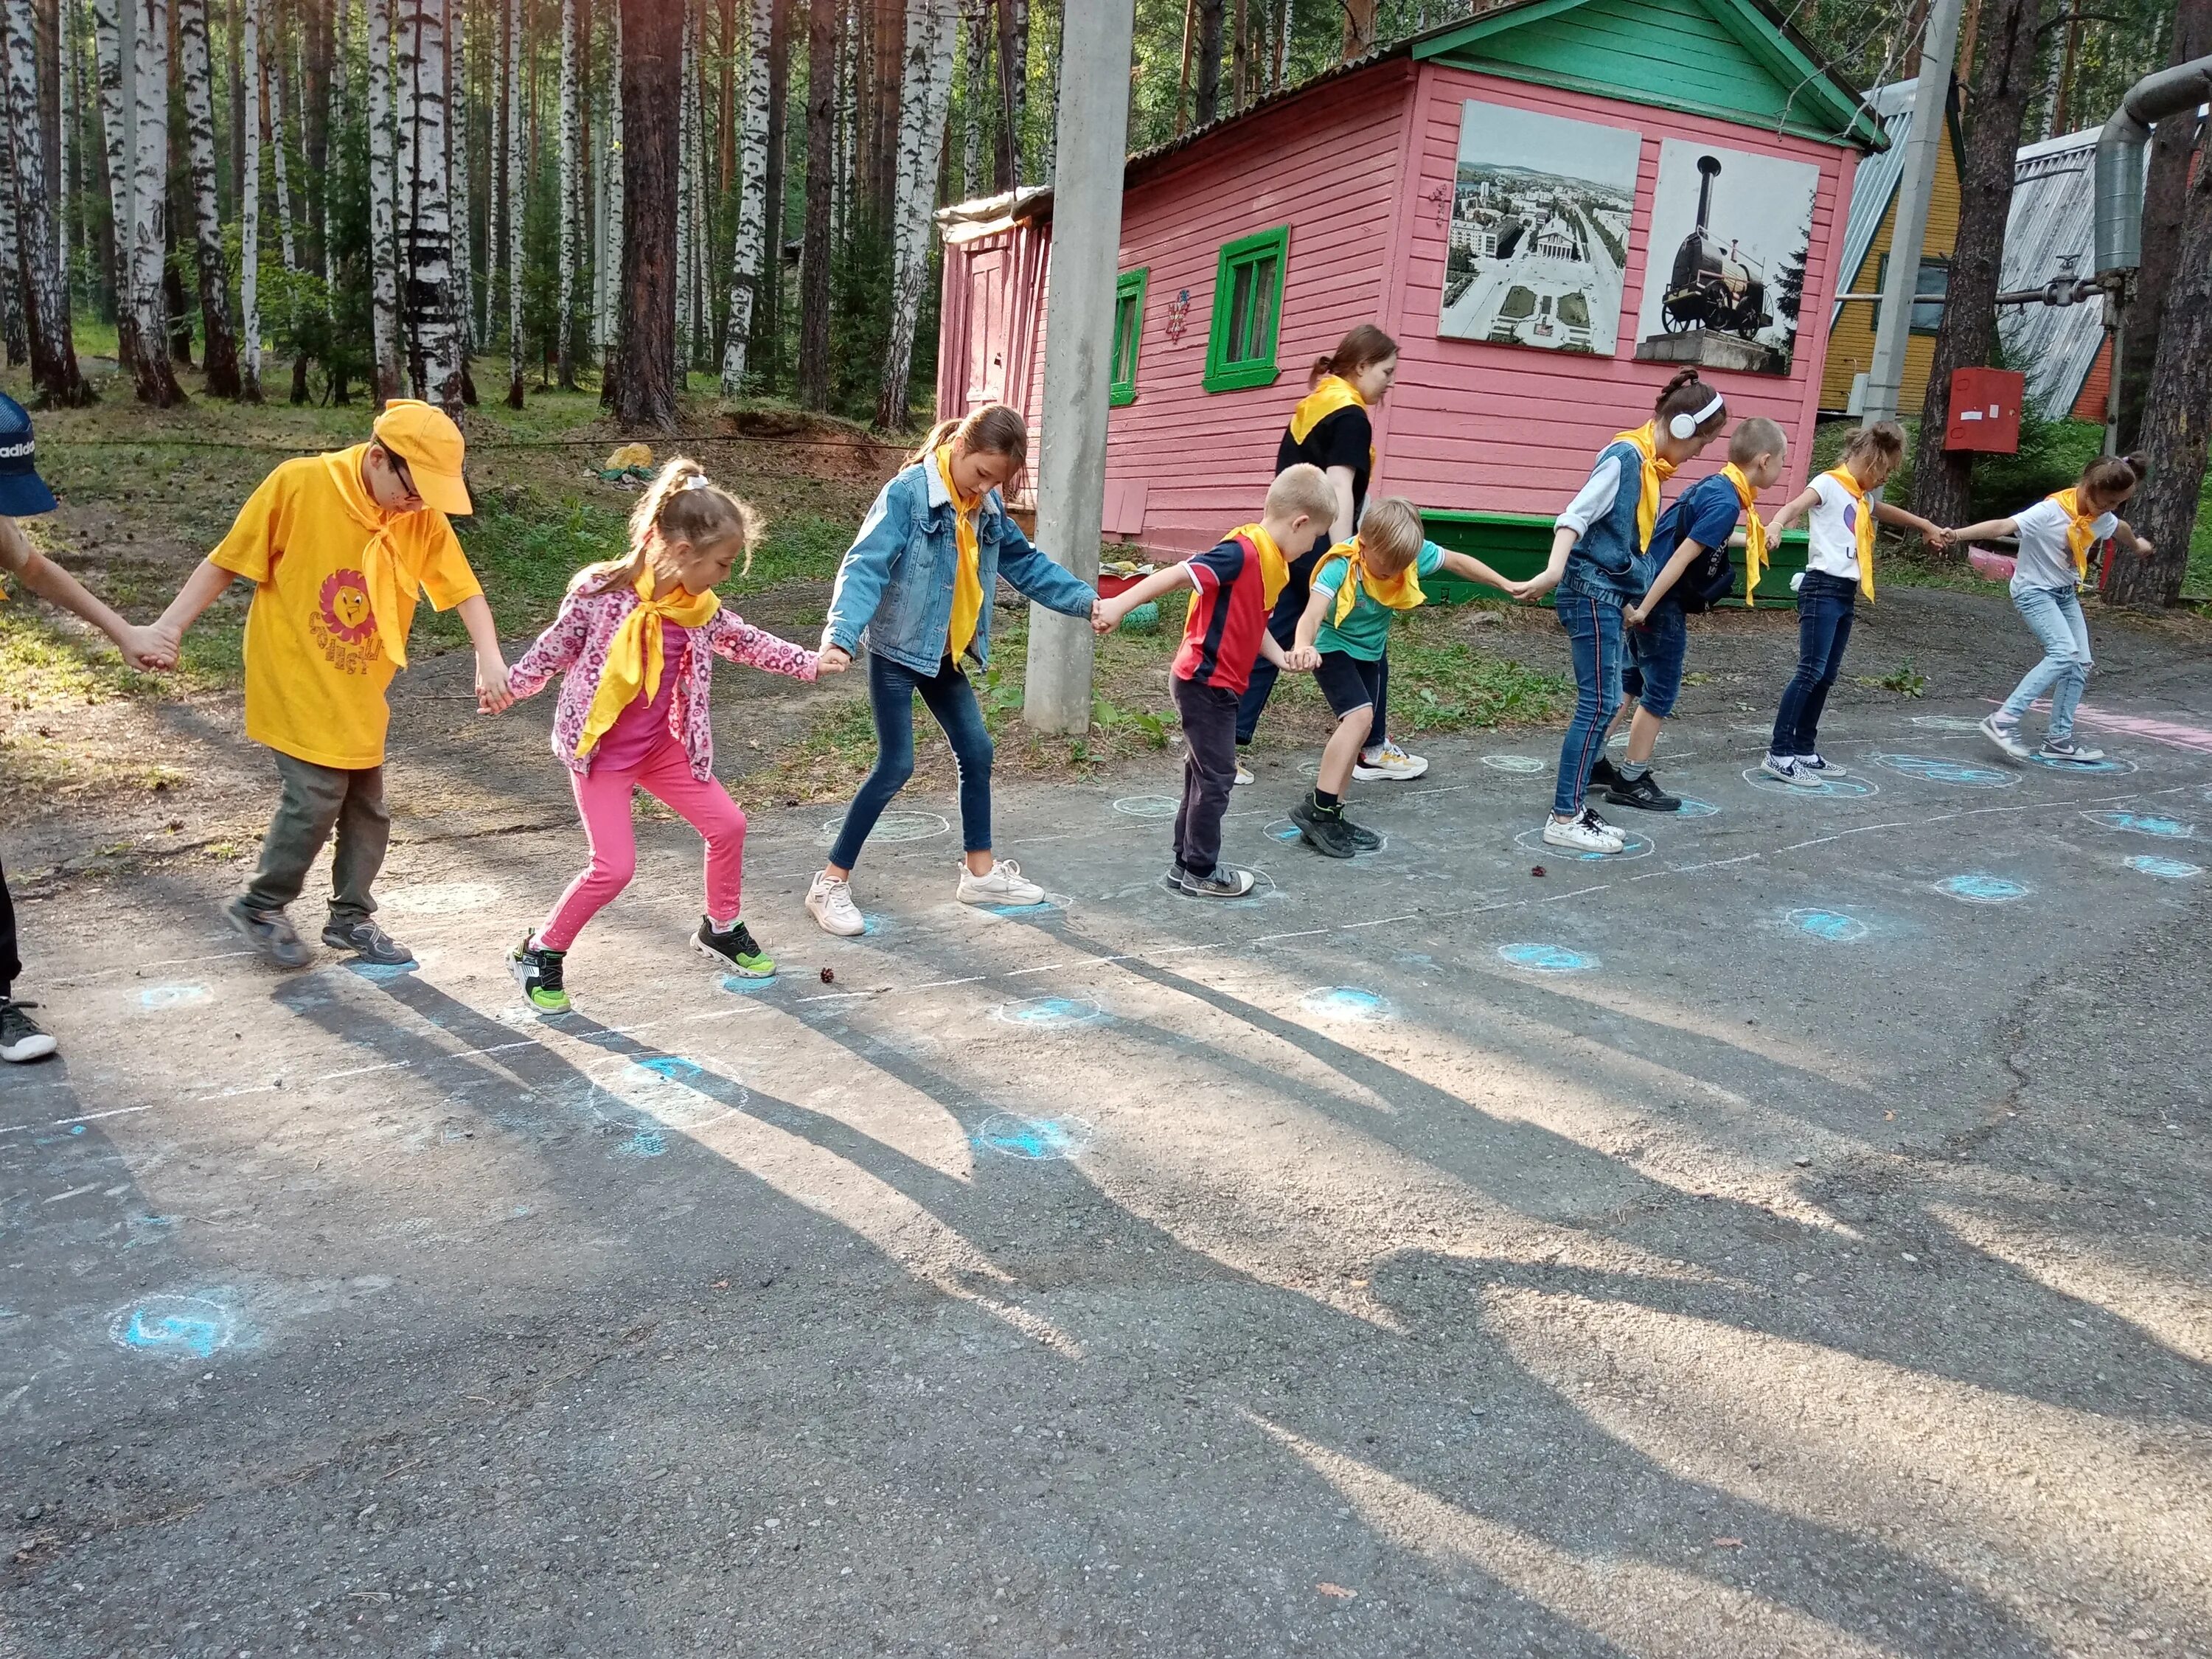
[1823,466,1878,602]
[935,445,987,661]
[1225,523,1292,610]
[574,567,720,759]
[320,442,420,668]
[1721,463,1770,608]
[1289,375,1377,473]
[1613,422,1677,553]
[1328,535,1424,627]
[2046,487,2102,581]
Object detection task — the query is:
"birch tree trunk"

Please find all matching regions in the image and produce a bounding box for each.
[4,0,86,400]
[793,0,834,408]
[1273,0,1288,91]
[601,0,625,392]
[0,139,29,368]
[448,0,470,380]
[557,0,578,386]
[268,4,296,271]
[959,0,981,196]
[331,0,350,316]
[610,0,675,426]
[503,0,521,405]
[128,0,184,401]
[874,0,953,429]
[366,0,400,398]
[176,0,240,395]
[93,0,181,400]
[240,0,262,397]
[718,0,768,395]
[673,0,694,368]
[396,0,459,411]
[55,0,71,302]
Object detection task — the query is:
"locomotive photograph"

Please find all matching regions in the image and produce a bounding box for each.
[1634,136,1819,376]
[1436,98,1642,356]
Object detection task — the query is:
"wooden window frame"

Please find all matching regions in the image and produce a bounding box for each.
[1111,268,1149,408]
[1876,251,1951,337]
[1203,225,1290,394]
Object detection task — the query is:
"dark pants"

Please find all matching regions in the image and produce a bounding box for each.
[1234,538,1388,750]
[1771,571,1859,757]
[243,751,390,923]
[0,852,18,998]
[1552,587,1626,816]
[828,653,994,871]
[1172,675,1240,878]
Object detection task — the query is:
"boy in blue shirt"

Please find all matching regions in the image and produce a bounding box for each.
[1596,417,1788,813]
[1282,496,1517,858]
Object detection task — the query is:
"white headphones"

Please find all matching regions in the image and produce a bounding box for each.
[1669,390,1725,442]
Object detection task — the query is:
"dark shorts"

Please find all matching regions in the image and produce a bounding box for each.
[1623,602,1688,719]
[1312,650,1385,720]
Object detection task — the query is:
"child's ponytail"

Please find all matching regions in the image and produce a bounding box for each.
[577,456,762,595]
[907,403,1030,476]
[1310,323,1399,390]
[2081,451,2149,503]
[1654,369,1728,442]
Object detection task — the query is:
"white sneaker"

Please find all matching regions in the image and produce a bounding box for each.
[1234,759,1256,786]
[2039,737,2105,763]
[1979,714,2030,761]
[1354,740,1428,782]
[1795,753,1847,778]
[1541,810,1624,853]
[1762,754,1819,787]
[956,858,1045,907]
[806,872,866,937]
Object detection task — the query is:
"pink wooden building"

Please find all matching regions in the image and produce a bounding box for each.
[933,0,1884,578]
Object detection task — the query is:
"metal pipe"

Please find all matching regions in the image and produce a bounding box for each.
[2093,55,2212,274]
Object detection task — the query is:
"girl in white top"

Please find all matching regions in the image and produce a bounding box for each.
[1950,453,2152,765]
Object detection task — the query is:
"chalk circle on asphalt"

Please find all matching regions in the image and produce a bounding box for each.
[1787,908,1870,942]
[991,995,1108,1030]
[1497,943,1596,974]
[1513,825,1653,862]
[584,1052,741,1130]
[1870,754,2020,789]
[139,984,211,1010]
[2124,855,2204,880]
[380,880,501,915]
[1741,768,1879,800]
[2023,751,2137,775]
[1908,715,1990,733]
[720,973,779,995]
[1111,795,1180,820]
[984,894,1072,919]
[818,810,948,844]
[1299,986,1394,1022]
[1481,754,1548,773]
[2081,810,2194,840]
[1935,874,2031,905]
[1674,798,1720,818]
[973,1113,1094,1161]
[1265,818,1389,857]
[109,1295,238,1361]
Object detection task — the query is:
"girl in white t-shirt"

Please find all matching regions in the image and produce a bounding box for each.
[1950,453,2152,764]
[1756,422,1943,786]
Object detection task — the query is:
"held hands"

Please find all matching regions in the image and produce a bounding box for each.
[818,644,853,674]
[476,653,515,714]
[2135,535,2156,557]
[1284,643,1321,672]
[1091,597,1121,636]
[1624,603,1646,628]
[119,622,178,672]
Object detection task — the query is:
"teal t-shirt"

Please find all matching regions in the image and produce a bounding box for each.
[1313,540,1447,661]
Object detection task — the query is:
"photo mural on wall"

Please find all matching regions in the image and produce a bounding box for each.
[1634,138,1819,378]
[1436,100,1641,358]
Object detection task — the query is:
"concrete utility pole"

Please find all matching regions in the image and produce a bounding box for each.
[1865,0,1966,423]
[1023,0,1137,735]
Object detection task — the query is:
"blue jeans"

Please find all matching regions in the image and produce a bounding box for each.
[827,654,993,871]
[1552,585,1625,815]
[1770,571,1857,757]
[2000,584,2092,740]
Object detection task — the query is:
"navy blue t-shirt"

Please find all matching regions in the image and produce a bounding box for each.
[1643,473,1744,606]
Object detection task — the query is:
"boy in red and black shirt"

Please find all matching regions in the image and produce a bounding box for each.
[1094,465,1335,897]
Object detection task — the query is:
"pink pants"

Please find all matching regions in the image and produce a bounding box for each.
[538,745,748,950]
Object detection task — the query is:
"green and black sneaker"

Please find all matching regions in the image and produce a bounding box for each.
[695,917,775,978]
[508,936,571,1013]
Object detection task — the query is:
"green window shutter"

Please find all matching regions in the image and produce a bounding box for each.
[1111,268,1149,407]
[1204,225,1290,394]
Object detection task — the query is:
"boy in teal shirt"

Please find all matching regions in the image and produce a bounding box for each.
[1284,496,1517,858]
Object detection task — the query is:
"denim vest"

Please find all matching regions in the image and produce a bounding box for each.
[1559,439,1648,606]
[823,462,1098,675]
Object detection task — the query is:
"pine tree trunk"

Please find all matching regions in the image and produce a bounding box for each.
[366,0,400,398]
[557,0,577,386]
[268,1,296,269]
[828,0,846,243]
[240,0,262,396]
[330,0,349,301]
[718,0,767,394]
[1272,0,1287,91]
[1908,0,2039,532]
[1230,0,1247,114]
[502,0,521,405]
[304,0,327,275]
[448,0,470,388]
[610,0,675,425]
[396,0,459,411]
[4,0,88,400]
[1192,0,1219,126]
[793,0,833,408]
[2118,0,2212,453]
[1340,0,1374,57]
[958,0,980,195]
[176,0,239,395]
[874,0,953,430]
[992,0,1020,185]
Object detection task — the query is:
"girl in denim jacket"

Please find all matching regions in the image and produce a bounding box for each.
[807,405,1099,937]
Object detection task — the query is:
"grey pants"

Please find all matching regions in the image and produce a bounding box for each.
[242,751,389,924]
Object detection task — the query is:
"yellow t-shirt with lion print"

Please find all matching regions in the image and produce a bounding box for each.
[210,447,481,769]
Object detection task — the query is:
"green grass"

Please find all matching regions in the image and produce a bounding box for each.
[1385,608,1573,731]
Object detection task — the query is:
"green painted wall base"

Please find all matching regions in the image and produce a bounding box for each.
[1420,508,1812,608]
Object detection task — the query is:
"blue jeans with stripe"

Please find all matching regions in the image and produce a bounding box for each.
[1552,586,1625,816]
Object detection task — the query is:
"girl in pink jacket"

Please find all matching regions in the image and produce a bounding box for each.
[498,459,830,1012]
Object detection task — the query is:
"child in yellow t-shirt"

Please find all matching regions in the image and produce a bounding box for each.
[153,400,513,970]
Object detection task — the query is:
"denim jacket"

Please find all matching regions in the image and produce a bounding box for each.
[1556,438,1648,606]
[824,461,1098,675]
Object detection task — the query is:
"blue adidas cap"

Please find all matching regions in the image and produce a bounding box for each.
[0,392,56,516]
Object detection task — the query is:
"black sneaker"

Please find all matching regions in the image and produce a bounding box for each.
[1340,815,1382,851]
[508,936,570,1013]
[1604,768,1681,813]
[1588,755,1627,793]
[1167,862,1189,890]
[1180,864,1256,898]
[1290,796,1360,859]
[0,998,58,1063]
[224,896,316,969]
[695,917,775,978]
[323,917,415,967]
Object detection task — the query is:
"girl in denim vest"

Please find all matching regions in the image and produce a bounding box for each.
[1516,371,1728,854]
[807,404,1101,937]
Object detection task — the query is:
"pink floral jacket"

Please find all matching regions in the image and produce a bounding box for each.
[509,582,818,779]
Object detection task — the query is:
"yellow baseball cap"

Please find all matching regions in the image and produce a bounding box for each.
[371,398,473,515]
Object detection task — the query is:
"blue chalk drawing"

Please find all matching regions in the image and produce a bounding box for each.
[991,996,1108,1030]
[1481,755,1548,774]
[138,984,210,1010]
[1395,953,1436,968]
[616,1127,667,1158]
[633,1056,704,1085]
[987,897,1067,919]
[1497,944,1595,974]
[1787,908,1869,942]
[859,914,889,936]
[1741,768,1879,801]
[1910,715,1990,732]
[2024,751,2135,775]
[348,959,419,982]
[1299,986,1393,1020]
[1111,796,1180,820]
[2083,811,2194,839]
[69,1124,86,1135]
[1514,826,1654,863]
[1936,874,2029,904]
[1871,754,2020,789]
[720,974,779,995]
[1269,821,1302,843]
[2124,855,2203,880]
[1672,797,1720,818]
[821,810,947,845]
[108,1295,237,1360]
[973,1113,1094,1161]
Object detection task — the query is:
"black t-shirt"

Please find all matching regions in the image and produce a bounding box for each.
[1276,404,1373,525]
